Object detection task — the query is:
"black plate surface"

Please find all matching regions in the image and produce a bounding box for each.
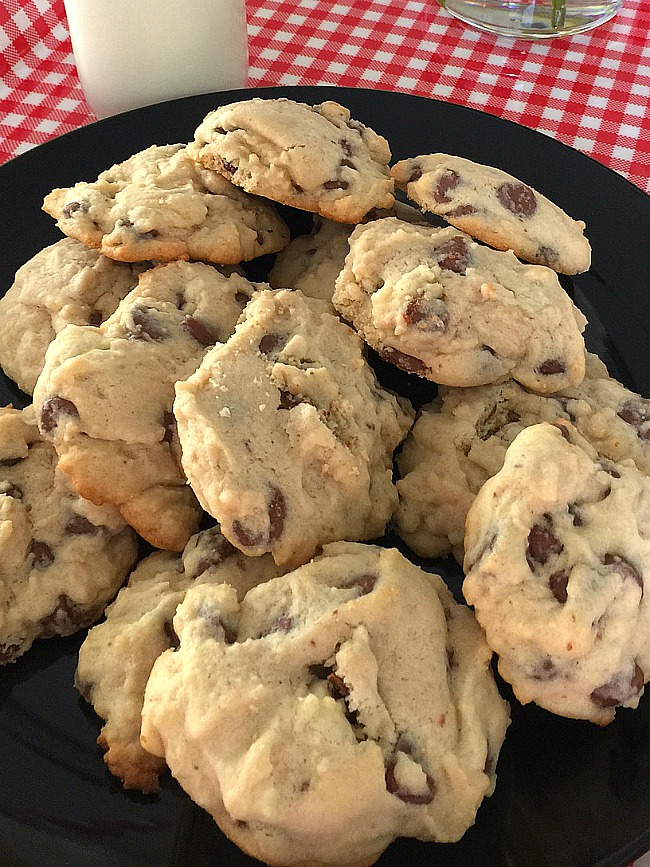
[0,85,649,867]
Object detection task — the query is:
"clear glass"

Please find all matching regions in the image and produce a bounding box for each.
[441,0,623,38]
[63,0,248,118]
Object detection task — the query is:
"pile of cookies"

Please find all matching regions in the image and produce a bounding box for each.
[0,95,648,866]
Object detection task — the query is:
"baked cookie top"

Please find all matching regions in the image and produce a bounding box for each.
[463,421,650,725]
[174,288,414,567]
[391,153,591,275]
[0,238,147,395]
[42,144,290,263]
[395,353,650,561]
[0,405,137,664]
[188,98,395,223]
[33,261,261,551]
[141,542,510,867]
[75,524,282,793]
[332,218,587,391]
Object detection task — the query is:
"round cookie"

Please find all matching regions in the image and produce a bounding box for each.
[0,405,138,664]
[75,524,283,792]
[33,261,261,552]
[173,288,414,566]
[188,98,395,224]
[140,542,510,867]
[0,238,147,394]
[332,218,587,391]
[391,153,591,275]
[463,421,650,725]
[42,144,290,264]
[395,353,650,561]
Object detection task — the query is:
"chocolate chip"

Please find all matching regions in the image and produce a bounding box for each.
[603,554,643,590]
[537,359,566,376]
[327,672,350,697]
[221,160,238,176]
[65,514,100,535]
[127,307,168,342]
[231,520,262,548]
[533,245,559,267]
[385,740,436,805]
[62,201,84,219]
[568,503,583,526]
[183,316,218,346]
[39,594,87,637]
[189,535,237,578]
[497,181,537,218]
[278,389,303,410]
[341,139,354,157]
[478,406,520,441]
[549,570,569,603]
[30,540,55,569]
[86,309,102,327]
[617,401,648,426]
[435,236,471,274]
[531,657,557,681]
[348,573,377,595]
[433,169,460,204]
[323,179,350,190]
[526,517,563,568]
[377,345,428,376]
[402,298,449,332]
[597,459,621,479]
[40,396,79,434]
[591,664,644,708]
[268,487,286,543]
[163,619,180,650]
[291,181,304,193]
[447,204,476,217]
[408,166,422,183]
[341,159,356,170]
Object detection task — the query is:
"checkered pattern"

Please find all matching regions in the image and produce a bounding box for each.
[1,0,649,193]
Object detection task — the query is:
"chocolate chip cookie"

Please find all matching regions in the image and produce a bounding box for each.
[43,144,290,263]
[188,98,395,223]
[0,238,147,394]
[33,261,261,551]
[396,353,650,561]
[141,542,510,867]
[174,288,414,566]
[333,218,587,391]
[463,421,650,724]
[391,153,591,275]
[0,405,137,664]
[75,524,283,792]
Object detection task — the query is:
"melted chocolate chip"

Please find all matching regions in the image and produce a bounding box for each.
[526,517,563,568]
[531,657,557,681]
[377,346,428,375]
[434,169,460,204]
[385,740,436,805]
[447,204,476,218]
[65,514,100,535]
[39,594,88,637]
[231,520,262,548]
[402,298,449,332]
[323,179,350,191]
[533,245,559,267]
[30,540,55,569]
[408,167,422,183]
[617,401,648,426]
[40,396,79,434]
[268,487,286,543]
[538,359,567,376]
[62,201,84,219]
[221,160,238,176]
[127,307,168,342]
[549,570,569,604]
[183,316,218,346]
[348,573,377,595]
[435,236,471,274]
[591,664,644,708]
[603,554,643,590]
[497,181,537,218]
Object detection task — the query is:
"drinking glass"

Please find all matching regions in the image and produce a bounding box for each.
[63,0,248,119]
[439,0,623,38]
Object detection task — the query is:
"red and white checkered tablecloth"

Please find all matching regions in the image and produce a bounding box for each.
[0,0,649,193]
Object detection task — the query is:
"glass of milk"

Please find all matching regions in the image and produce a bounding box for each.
[63,0,248,118]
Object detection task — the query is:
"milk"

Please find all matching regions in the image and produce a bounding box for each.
[63,0,248,118]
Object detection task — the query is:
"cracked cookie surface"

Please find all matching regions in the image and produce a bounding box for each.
[174,288,414,567]
[0,405,137,664]
[0,238,147,394]
[463,421,650,724]
[43,144,290,264]
[33,261,261,551]
[141,541,509,867]
[333,218,586,391]
[75,524,283,793]
[391,153,591,275]
[396,353,650,561]
[188,98,395,223]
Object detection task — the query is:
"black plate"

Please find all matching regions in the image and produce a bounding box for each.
[1,86,649,867]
